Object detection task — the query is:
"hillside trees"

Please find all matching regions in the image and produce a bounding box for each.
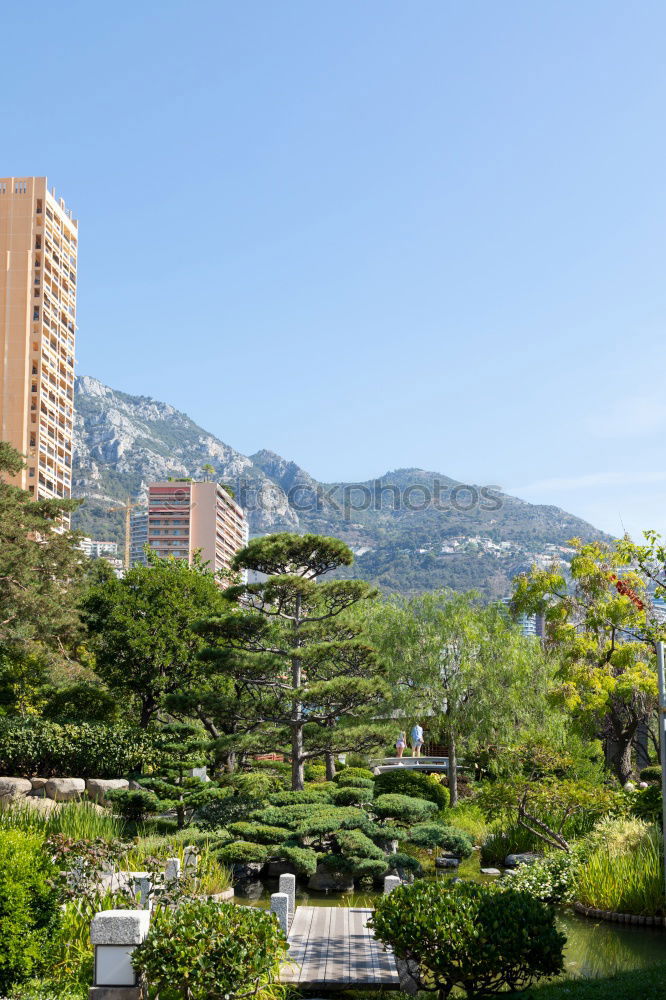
[196,533,391,790]
[512,538,663,783]
[361,591,554,805]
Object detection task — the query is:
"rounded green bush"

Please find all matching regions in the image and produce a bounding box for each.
[274,845,318,876]
[304,763,327,782]
[0,830,61,994]
[373,769,450,809]
[370,880,565,997]
[216,841,269,865]
[409,823,474,858]
[373,793,438,825]
[132,899,286,1000]
[334,775,374,789]
[330,785,374,806]
[639,765,662,784]
[227,822,291,844]
[386,852,423,877]
[335,766,375,782]
[631,784,663,828]
[106,788,161,824]
[267,789,333,806]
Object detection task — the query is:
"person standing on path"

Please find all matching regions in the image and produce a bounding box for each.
[395,731,406,758]
[411,723,424,758]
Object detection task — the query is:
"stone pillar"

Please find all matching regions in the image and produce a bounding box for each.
[89,909,150,1000]
[270,892,290,936]
[384,875,401,894]
[183,846,198,873]
[164,857,181,884]
[129,872,152,909]
[279,873,295,924]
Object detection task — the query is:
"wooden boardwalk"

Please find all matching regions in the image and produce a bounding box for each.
[280,906,400,989]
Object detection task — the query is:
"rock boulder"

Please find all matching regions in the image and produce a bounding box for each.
[504,852,541,868]
[45,777,85,801]
[86,778,129,804]
[0,777,32,799]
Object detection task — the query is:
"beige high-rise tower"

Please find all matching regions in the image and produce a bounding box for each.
[0,176,77,503]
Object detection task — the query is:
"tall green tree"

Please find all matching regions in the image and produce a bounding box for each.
[82,553,228,726]
[512,538,662,783]
[0,442,84,712]
[197,533,391,790]
[361,591,554,805]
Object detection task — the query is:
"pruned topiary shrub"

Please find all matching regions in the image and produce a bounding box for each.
[216,841,269,866]
[334,774,374,789]
[276,845,318,877]
[334,766,374,782]
[330,785,374,806]
[373,769,450,810]
[227,822,291,844]
[370,880,565,998]
[132,899,286,1000]
[639,765,662,784]
[373,793,438,825]
[334,828,386,861]
[409,823,474,858]
[267,789,333,806]
[106,788,161,825]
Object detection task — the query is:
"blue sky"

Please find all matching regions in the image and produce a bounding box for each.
[4,1,666,539]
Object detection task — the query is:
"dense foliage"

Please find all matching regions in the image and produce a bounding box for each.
[0,718,165,777]
[370,880,565,998]
[0,830,62,994]
[82,553,228,727]
[132,899,286,1000]
[373,768,449,808]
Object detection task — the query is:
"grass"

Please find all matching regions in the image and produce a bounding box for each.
[575,824,664,916]
[520,964,666,999]
[445,801,489,844]
[335,968,666,1000]
[0,799,125,841]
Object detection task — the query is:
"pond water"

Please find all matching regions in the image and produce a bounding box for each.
[234,857,666,981]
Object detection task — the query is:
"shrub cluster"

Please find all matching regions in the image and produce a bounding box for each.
[373,768,450,809]
[409,823,474,858]
[370,880,565,997]
[0,719,164,778]
[132,899,286,1000]
[0,830,62,994]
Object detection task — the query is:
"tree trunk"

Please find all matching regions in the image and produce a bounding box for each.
[325,751,336,781]
[635,722,650,771]
[605,736,633,785]
[139,699,154,728]
[225,750,236,774]
[291,595,305,791]
[292,724,304,790]
[448,731,458,807]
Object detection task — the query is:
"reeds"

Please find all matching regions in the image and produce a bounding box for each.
[0,798,125,841]
[575,824,664,916]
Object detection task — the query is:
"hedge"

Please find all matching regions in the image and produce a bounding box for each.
[0,719,165,778]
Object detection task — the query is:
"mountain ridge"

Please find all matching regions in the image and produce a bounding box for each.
[71,375,608,596]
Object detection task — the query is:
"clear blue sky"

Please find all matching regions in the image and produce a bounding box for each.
[4,1,666,539]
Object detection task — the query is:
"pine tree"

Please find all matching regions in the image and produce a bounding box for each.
[198,533,391,790]
[0,441,84,709]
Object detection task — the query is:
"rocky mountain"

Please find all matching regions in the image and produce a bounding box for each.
[72,376,609,596]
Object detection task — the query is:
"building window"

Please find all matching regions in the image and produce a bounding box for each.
[36,199,42,214]
[33,308,39,321]
[35,236,42,250]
